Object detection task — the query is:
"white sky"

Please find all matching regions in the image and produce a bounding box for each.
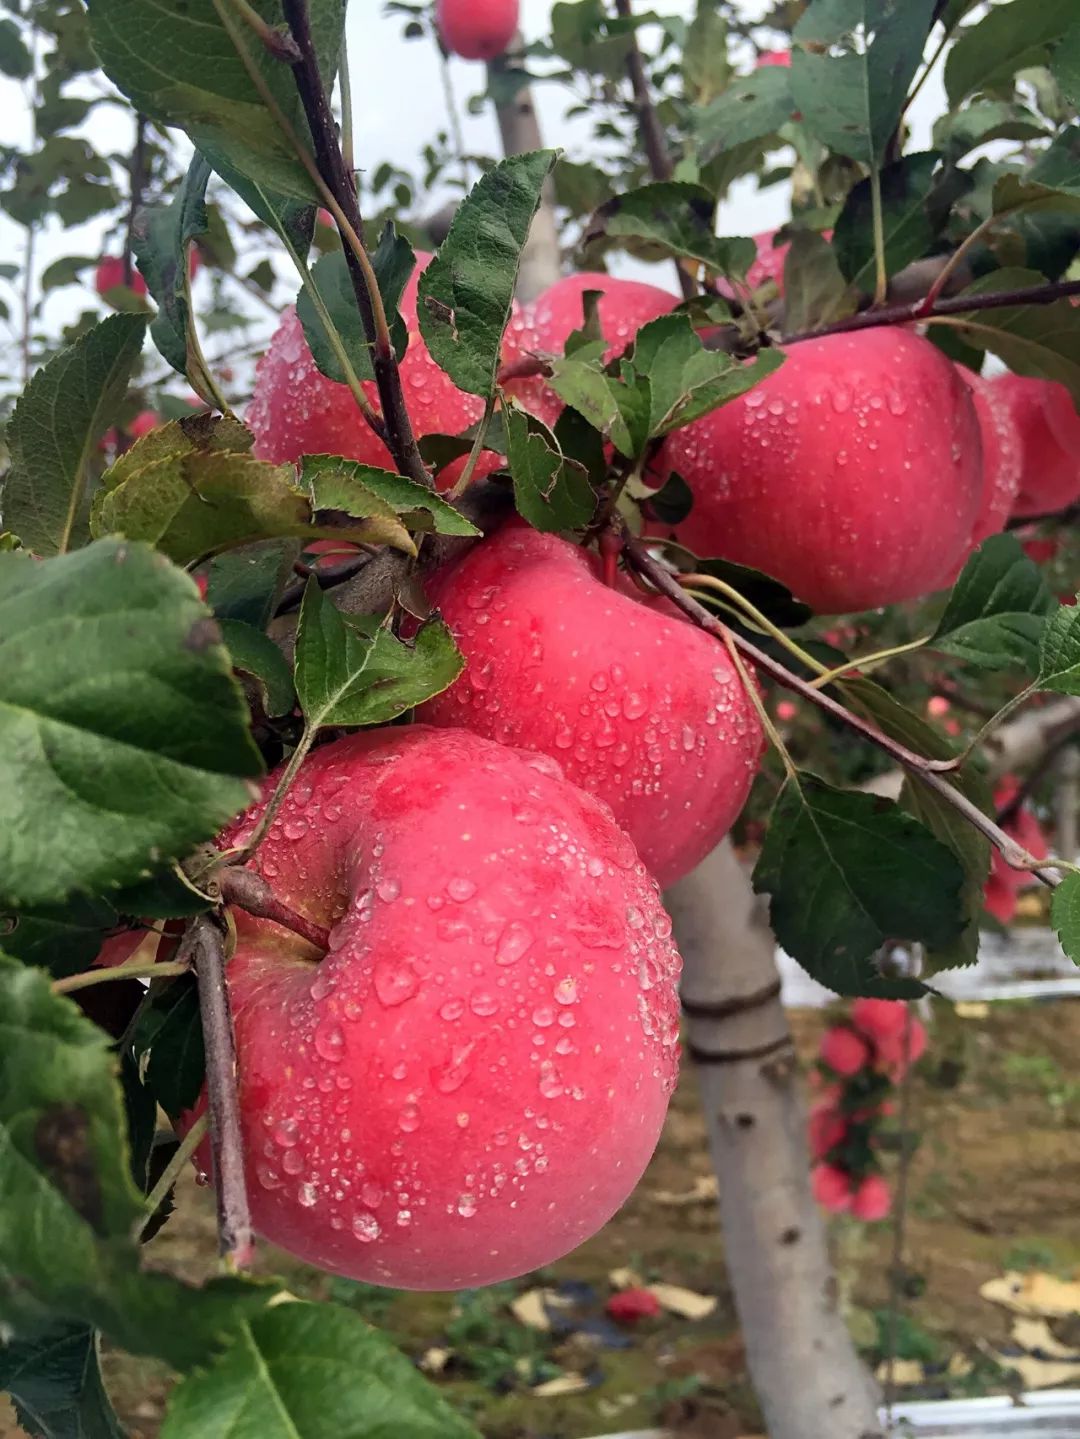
[0,0,951,393]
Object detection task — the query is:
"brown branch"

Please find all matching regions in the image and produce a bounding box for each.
[614,0,696,303]
[218,867,329,952]
[189,913,253,1268]
[123,115,147,289]
[281,0,431,490]
[782,277,1080,345]
[619,526,1064,885]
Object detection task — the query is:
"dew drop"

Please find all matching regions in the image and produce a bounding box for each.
[373,959,418,1007]
[457,1193,478,1218]
[314,1020,345,1062]
[496,921,534,965]
[351,1212,381,1242]
[447,877,477,902]
[360,1180,384,1208]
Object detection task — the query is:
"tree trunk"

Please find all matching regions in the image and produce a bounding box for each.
[666,841,883,1439]
[487,37,561,302]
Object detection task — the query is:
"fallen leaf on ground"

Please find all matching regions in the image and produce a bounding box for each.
[647,1282,718,1320]
[990,1350,1080,1388]
[419,1347,451,1373]
[648,1174,719,1207]
[1012,1316,1080,1360]
[531,1371,591,1397]
[609,1266,645,1290]
[980,1270,1080,1317]
[874,1358,925,1385]
[955,1001,989,1019]
[511,1287,557,1331]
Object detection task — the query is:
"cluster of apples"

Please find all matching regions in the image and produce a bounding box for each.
[809,1000,928,1221]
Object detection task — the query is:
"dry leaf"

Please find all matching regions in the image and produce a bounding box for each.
[609,1266,645,1290]
[874,1358,925,1386]
[980,1270,1080,1317]
[511,1287,556,1332]
[648,1174,719,1207]
[419,1347,451,1374]
[954,1001,989,1019]
[947,1351,973,1378]
[1012,1316,1080,1360]
[990,1350,1080,1388]
[647,1282,718,1320]
[531,1371,591,1397]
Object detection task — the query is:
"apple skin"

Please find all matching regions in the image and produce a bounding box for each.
[209,725,681,1290]
[648,329,984,614]
[956,368,1022,545]
[436,0,519,60]
[95,256,147,298]
[995,374,1080,518]
[247,252,500,490]
[504,273,676,427]
[416,525,763,889]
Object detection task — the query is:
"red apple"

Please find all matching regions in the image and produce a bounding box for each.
[983,776,1049,923]
[812,1162,853,1213]
[503,273,677,427]
[95,256,147,298]
[416,524,763,889]
[849,1173,892,1222]
[850,998,907,1045]
[808,1103,847,1160]
[819,1025,871,1076]
[756,49,791,69]
[649,328,984,613]
[247,252,500,490]
[873,1016,927,1075]
[436,0,519,61]
[998,374,1080,517]
[206,725,680,1289]
[957,367,1022,545]
[127,409,159,439]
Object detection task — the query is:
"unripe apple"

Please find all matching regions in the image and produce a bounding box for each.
[956,367,1022,544]
[247,252,499,490]
[503,272,676,427]
[819,1025,871,1076]
[206,725,680,1289]
[649,329,984,613]
[436,0,518,60]
[417,524,763,889]
[95,256,147,298]
[996,374,1080,518]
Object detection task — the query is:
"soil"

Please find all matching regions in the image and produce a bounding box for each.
[4,998,1080,1439]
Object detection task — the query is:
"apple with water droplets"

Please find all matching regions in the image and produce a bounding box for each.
[994,374,1080,518]
[199,726,681,1289]
[648,329,984,614]
[247,251,501,490]
[956,366,1022,546]
[436,0,519,60]
[417,524,763,888]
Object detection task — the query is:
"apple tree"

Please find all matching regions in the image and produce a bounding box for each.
[2,2,1080,1437]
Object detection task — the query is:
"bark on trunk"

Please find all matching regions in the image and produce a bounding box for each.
[487,37,561,302]
[666,841,883,1439]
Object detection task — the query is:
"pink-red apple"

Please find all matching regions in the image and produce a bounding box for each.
[819,1025,871,1076]
[417,524,763,888]
[957,366,1022,544]
[649,329,984,613]
[436,0,518,60]
[206,725,681,1289]
[849,1173,891,1221]
[503,272,676,427]
[247,252,499,490]
[996,374,1080,518]
[95,256,147,298]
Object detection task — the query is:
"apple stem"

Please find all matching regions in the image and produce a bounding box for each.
[598,526,622,589]
[187,913,255,1269]
[219,867,330,953]
[619,524,1067,887]
[280,0,433,491]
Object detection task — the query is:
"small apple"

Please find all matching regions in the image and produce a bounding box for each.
[649,328,984,614]
[204,725,681,1289]
[849,1173,891,1222]
[436,0,519,60]
[956,367,1022,545]
[503,272,676,427]
[997,374,1080,518]
[808,1103,848,1160]
[95,256,147,298]
[247,251,500,490]
[417,524,763,889]
[812,1162,853,1213]
[819,1025,871,1076]
[850,997,907,1045]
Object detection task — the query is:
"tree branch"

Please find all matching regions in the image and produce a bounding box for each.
[123,114,147,289]
[281,0,431,489]
[218,867,330,952]
[189,913,253,1268]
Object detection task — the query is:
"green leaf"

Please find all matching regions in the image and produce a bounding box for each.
[0,896,116,978]
[206,540,300,628]
[1038,600,1080,693]
[832,152,943,295]
[546,357,636,455]
[0,540,261,909]
[628,312,787,433]
[133,975,205,1119]
[504,407,597,532]
[696,66,797,162]
[841,677,992,974]
[682,0,730,105]
[418,150,558,396]
[219,619,296,717]
[86,0,343,207]
[931,533,1053,670]
[297,222,413,385]
[778,231,857,332]
[791,0,937,167]
[40,256,98,293]
[938,266,1080,403]
[932,102,1048,164]
[294,584,464,728]
[0,1321,124,1439]
[681,553,813,628]
[585,182,753,279]
[1050,870,1080,966]
[0,17,33,78]
[3,314,147,556]
[133,153,211,379]
[753,773,965,996]
[992,126,1080,216]
[159,1301,479,1439]
[1052,16,1080,107]
[302,455,481,536]
[945,0,1076,108]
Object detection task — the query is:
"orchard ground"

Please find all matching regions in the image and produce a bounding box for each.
[6,992,1078,1439]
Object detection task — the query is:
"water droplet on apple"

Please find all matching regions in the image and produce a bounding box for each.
[314,1020,345,1062]
[373,958,419,1007]
[496,921,534,965]
[351,1212,380,1242]
[457,1193,477,1218]
[447,877,477,902]
[360,1180,384,1208]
